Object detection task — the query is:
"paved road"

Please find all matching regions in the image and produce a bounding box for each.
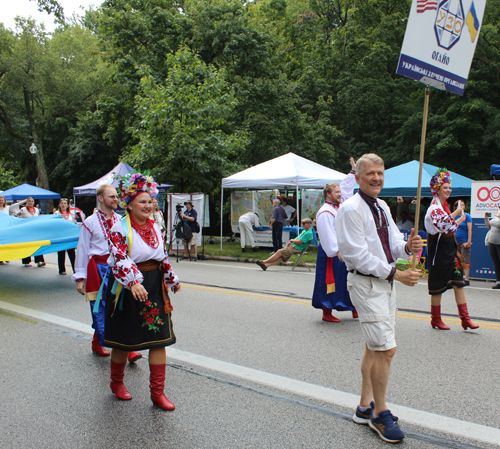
[1,254,499,448]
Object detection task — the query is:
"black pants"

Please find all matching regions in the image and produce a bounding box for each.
[488,243,500,282]
[22,255,45,265]
[58,249,76,274]
[272,222,283,252]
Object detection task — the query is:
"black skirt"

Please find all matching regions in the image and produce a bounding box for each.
[427,233,465,295]
[104,260,176,351]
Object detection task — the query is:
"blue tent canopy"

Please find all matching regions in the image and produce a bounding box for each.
[73,162,172,196]
[363,161,474,197]
[1,184,61,201]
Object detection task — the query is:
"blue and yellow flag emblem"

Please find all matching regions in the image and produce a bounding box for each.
[466,1,480,43]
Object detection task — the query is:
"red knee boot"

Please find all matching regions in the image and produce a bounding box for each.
[322,307,340,322]
[457,303,479,330]
[110,360,132,400]
[149,364,175,411]
[92,333,110,356]
[128,351,143,363]
[430,305,450,330]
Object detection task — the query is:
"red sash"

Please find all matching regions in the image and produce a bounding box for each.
[86,254,109,302]
[326,257,336,293]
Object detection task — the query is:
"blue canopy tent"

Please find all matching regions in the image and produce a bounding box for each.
[372,161,474,197]
[1,184,61,201]
[73,162,172,196]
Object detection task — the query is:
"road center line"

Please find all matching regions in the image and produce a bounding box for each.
[1,299,499,446]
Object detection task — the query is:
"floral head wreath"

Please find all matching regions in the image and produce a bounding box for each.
[429,168,452,195]
[116,171,159,208]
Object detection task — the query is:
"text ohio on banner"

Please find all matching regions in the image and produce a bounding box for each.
[397,0,487,96]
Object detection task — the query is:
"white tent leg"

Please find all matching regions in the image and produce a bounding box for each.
[296,185,300,237]
[220,188,224,251]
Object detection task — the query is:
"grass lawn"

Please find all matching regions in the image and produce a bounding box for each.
[169,238,318,266]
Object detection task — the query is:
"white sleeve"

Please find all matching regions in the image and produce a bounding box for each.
[316,210,338,257]
[340,172,356,203]
[337,206,393,279]
[71,224,92,284]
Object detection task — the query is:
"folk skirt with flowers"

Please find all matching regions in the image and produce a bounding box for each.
[104,260,175,351]
[427,233,465,295]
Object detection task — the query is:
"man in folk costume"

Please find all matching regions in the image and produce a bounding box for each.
[312,157,358,322]
[72,184,142,363]
[336,154,422,443]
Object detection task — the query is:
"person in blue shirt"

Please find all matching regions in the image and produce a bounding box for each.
[454,200,472,285]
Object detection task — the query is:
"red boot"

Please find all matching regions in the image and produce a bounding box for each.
[352,310,359,319]
[149,364,175,411]
[92,333,110,356]
[110,360,132,400]
[430,305,450,330]
[128,351,143,363]
[322,307,340,322]
[457,303,479,330]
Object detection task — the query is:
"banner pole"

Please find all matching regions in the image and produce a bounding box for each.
[412,85,430,269]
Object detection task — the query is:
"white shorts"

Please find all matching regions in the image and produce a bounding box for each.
[187,233,197,246]
[347,272,397,351]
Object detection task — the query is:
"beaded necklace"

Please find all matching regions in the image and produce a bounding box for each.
[130,214,159,249]
[26,207,37,216]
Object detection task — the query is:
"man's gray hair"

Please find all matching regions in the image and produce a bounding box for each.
[273,198,281,205]
[356,153,385,175]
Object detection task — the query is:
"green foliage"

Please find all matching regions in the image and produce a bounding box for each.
[2,0,500,202]
[130,47,247,193]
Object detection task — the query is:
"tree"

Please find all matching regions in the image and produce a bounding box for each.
[129,47,247,193]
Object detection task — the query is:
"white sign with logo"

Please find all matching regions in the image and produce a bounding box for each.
[397,0,487,95]
[470,180,500,218]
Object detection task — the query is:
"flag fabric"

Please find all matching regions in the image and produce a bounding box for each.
[417,0,438,13]
[466,2,480,43]
[0,213,80,260]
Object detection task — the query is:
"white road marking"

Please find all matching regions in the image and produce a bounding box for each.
[1,300,499,446]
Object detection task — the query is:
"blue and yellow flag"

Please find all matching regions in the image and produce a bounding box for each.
[466,2,480,43]
[0,213,80,260]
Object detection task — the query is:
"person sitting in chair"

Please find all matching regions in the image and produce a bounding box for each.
[256,218,313,270]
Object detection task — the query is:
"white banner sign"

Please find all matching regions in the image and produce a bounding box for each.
[397,0,487,95]
[470,180,500,218]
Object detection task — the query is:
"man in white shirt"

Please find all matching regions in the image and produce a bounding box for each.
[238,211,260,252]
[396,211,413,232]
[72,184,142,363]
[312,157,357,322]
[336,153,422,444]
[281,198,296,226]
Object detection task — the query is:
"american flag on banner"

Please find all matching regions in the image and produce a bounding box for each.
[417,0,438,13]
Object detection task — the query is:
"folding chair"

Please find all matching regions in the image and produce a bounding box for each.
[291,241,312,271]
[291,228,317,271]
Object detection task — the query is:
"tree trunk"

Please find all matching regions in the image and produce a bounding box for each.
[24,87,50,190]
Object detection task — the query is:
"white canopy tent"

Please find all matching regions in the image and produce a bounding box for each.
[220,153,346,248]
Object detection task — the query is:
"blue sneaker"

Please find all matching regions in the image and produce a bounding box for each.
[353,401,375,424]
[353,401,399,425]
[369,410,405,443]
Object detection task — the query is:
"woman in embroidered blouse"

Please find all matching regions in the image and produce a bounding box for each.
[424,169,478,331]
[54,198,76,275]
[18,197,46,268]
[104,172,181,411]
